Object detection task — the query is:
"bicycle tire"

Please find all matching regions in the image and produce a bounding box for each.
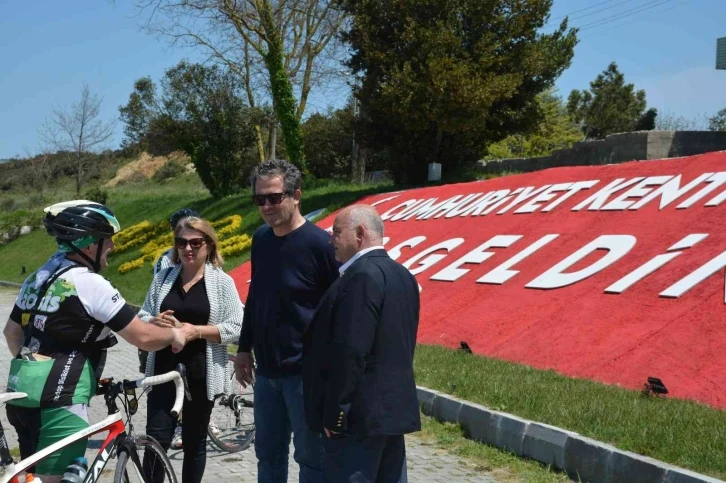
[114,434,177,483]
[208,393,255,453]
[208,356,255,453]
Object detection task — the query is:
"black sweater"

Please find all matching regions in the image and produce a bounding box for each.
[238,221,339,377]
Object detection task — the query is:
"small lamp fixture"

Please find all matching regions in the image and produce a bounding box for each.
[458,341,472,354]
[642,377,668,398]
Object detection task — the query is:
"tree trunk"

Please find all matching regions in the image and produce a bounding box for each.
[268,125,277,160]
[257,0,306,171]
[351,144,366,184]
[242,41,266,163]
[76,157,82,195]
[434,127,443,164]
[255,126,266,162]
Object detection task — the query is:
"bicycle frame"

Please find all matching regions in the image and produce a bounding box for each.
[0,410,129,483]
[0,369,185,483]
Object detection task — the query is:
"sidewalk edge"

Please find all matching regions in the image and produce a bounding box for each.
[416,386,724,483]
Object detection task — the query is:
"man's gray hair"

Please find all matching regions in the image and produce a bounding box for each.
[249,159,302,194]
[349,205,384,238]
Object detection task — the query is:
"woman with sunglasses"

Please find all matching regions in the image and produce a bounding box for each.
[138,216,244,483]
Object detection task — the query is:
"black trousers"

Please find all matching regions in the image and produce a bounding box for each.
[6,406,39,474]
[143,377,213,483]
[322,433,408,483]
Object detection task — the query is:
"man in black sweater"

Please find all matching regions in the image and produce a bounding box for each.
[236,159,339,483]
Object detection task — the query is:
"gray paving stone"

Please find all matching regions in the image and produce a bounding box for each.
[523,422,574,469]
[494,413,528,456]
[432,394,463,424]
[663,467,726,483]
[458,401,496,445]
[607,450,667,483]
[564,435,614,483]
[416,386,437,414]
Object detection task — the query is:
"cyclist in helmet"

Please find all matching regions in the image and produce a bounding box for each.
[2,200,194,483]
[153,208,200,277]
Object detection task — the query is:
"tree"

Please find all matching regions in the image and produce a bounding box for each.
[341,0,577,184]
[118,77,161,152]
[567,62,657,139]
[486,90,583,159]
[655,111,708,131]
[302,103,355,179]
[119,77,184,155]
[40,84,116,195]
[119,62,258,197]
[708,108,726,131]
[134,0,349,170]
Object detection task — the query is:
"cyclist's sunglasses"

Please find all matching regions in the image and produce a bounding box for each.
[174,237,206,250]
[252,191,292,206]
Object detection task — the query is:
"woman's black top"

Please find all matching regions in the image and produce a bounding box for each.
[154,274,210,382]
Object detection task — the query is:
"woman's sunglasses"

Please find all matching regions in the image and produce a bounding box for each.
[252,191,292,206]
[174,237,206,250]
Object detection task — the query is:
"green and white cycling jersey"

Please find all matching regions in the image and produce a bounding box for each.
[8,252,136,408]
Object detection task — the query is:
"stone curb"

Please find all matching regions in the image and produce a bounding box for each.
[417,386,724,483]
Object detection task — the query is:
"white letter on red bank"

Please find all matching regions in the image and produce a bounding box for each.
[387,236,427,261]
[605,234,708,294]
[402,238,465,275]
[477,235,560,284]
[660,248,726,298]
[430,236,522,282]
[571,178,644,211]
[381,199,418,221]
[526,235,637,289]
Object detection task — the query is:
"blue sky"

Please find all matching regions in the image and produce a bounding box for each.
[1,0,725,159]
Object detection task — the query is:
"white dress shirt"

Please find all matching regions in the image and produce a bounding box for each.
[339,246,386,275]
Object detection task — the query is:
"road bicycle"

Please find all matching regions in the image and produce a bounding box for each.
[206,354,255,453]
[0,367,187,483]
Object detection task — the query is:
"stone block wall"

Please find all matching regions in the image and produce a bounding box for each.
[478,131,726,175]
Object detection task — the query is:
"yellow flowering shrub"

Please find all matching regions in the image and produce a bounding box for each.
[212,215,242,238]
[143,246,171,264]
[116,214,247,274]
[118,258,145,274]
[113,220,167,254]
[140,232,174,257]
[113,221,150,246]
[220,234,252,258]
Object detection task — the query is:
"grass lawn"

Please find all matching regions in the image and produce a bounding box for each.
[414,344,726,479]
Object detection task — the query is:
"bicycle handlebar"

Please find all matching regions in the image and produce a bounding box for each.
[125,370,185,417]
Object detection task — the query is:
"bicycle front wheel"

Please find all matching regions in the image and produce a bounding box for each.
[114,434,177,483]
[208,358,255,453]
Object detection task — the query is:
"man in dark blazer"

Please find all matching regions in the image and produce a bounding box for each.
[303,204,421,483]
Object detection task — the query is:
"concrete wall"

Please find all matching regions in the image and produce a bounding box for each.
[478,131,726,175]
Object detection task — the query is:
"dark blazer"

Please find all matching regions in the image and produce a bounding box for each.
[302,249,421,437]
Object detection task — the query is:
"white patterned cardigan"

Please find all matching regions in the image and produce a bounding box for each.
[137,263,244,401]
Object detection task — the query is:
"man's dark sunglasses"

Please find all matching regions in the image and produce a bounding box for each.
[174,237,206,250]
[252,191,292,206]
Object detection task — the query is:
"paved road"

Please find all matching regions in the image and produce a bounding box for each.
[0,289,496,482]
